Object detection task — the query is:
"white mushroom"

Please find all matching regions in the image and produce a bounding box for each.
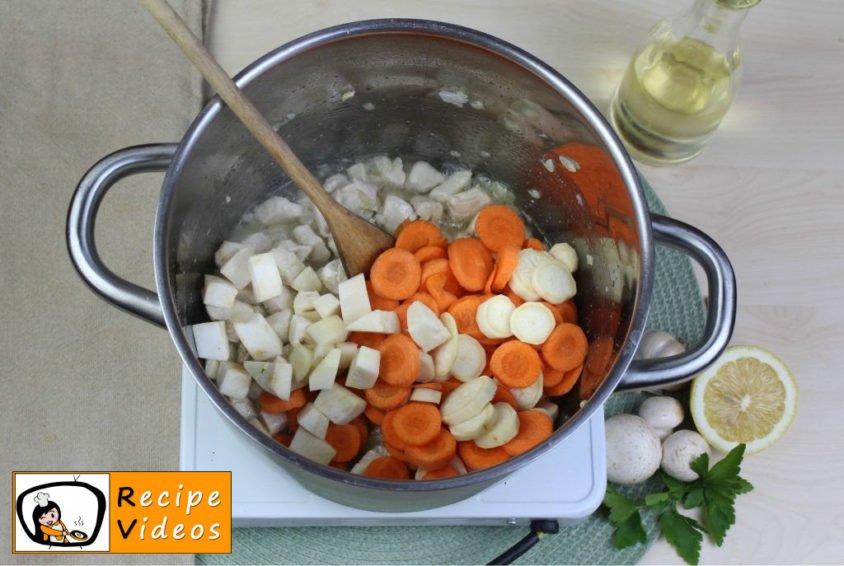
[638,396,685,440]
[605,414,662,485]
[661,430,711,482]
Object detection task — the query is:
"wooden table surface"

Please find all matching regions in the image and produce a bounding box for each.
[207,1,844,562]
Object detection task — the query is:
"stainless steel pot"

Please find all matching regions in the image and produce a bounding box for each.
[67,19,735,512]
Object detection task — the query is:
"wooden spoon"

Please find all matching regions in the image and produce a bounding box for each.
[141,0,394,276]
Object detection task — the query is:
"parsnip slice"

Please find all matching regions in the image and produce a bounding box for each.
[509,302,556,345]
[474,402,520,448]
[440,376,497,426]
[344,309,400,333]
[192,321,231,361]
[433,312,459,379]
[476,295,515,339]
[410,388,442,404]
[306,315,349,346]
[308,348,342,390]
[297,402,329,438]
[450,334,486,382]
[345,346,381,390]
[232,313,282,361]
[338,273,371,323]
[407,301,451,352]
[313,383,367,425]
[248,252,283,302]
[449,402,496,441]
[549,242,578,273]
[531,259,577,304]
[289,428,336,465]
[510,373,544,410]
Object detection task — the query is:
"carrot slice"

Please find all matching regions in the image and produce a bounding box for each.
[523,237,545,251]
[490,245,521,292]
[447,295,486,339]
[404,428,457,470]
[544,363,583,396]
[350,415,369,447]
[458,441,510,471]
[364,456,410,480]
[287,407,301,434]
[329,461,349,471]
[492,382,519,409]
[364,404,385,426]
[420,257,450,284]
[474,205,526,252]
[324,423,362,463]
[502,411,554,456]
[420,465,460,480]
[447,238,494,292]
[425,274,459,311]
[541,323,589,371]
[389,402,443,446]
[377,333,421,386]
[557,299,578,324]
[370,248,422,301]
[395,220,447,252]
[367,280,400,311]
[489,340,543,388]
[348,331,387,350]
[364,379,412,410]
[542,365,566,388]
[440,378,463,402]
[259,389,306,414]
[414,245,447,263]
[505,289,525,307]
[384,441,411,463]
[272,432,292,447]
[380,410,406,449]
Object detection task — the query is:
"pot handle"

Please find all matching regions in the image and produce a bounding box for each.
[67,144,178,328]
[618,214,736,390]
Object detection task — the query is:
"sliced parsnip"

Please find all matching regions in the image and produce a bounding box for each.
[297,402,330,438]
[410,388,442,404]
[345,346,381,390]
[344,309,400,333]
[204,359,220,382]
[263,285,293,313]
[291,266,323,292]
[533,401,560,423]
[476,295,515,339]
[416,351,436,383]
[269,359,293,400]
[313,293,341,318]
[509,302,557,345]
[549,242,578,273]
[289,428,336,465]
[450,334,486,382]
[293,290,321,315]
[270,246,305,285]
[216,362,251,400]
[474,402,520,448]
[306,315,349,346]
[290,344,314,386]
[338,273,371,323]
[192,321,231,361]
[440,376,497,426]
[308,348,342,390]
[260,410,288,435]
[407,301,451,352]
[203,275,238,309]
[215,241,245,267]
[244,360,273,384]
[433,313,459,380]
[337,341,358,370]
[449,402,496,441]
[287,314,311,346]
[266,309,292,339]
[313,383,367,425]
[350,446,389,475]
[232,313,282,361]
[510,372,544,410]
[220,247,253,289]
[507,249,548,301]
[248,252,283,302]
[531,259,577,304]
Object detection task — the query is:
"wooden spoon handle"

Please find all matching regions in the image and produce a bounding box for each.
[141,0,334,212]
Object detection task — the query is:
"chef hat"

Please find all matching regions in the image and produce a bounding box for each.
[34,492,50,507]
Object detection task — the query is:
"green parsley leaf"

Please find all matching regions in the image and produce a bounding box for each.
[603,488,647,548]
[660,508,704,565]
[603,488,639,523]
[707,444,746,481]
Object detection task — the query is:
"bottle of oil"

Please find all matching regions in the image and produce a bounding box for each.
[610,0,760,165]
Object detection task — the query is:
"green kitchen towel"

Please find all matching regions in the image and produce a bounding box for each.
[198,178,706,565]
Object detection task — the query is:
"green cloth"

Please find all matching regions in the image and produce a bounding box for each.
[198,178,706,565]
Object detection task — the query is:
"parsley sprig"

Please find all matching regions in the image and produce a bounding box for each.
[603,443,753,565]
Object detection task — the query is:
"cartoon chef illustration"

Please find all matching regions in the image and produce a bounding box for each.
[32,492,69,544]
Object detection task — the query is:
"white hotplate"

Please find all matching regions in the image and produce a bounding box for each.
[180,368,606,527]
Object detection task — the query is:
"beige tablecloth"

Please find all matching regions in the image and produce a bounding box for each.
[1,1,203,563]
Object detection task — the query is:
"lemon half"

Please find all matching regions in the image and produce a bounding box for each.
[690,345,797,455]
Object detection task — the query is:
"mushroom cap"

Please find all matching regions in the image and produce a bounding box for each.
[661,430,711,481]
[638,396,684,435]
[605,414,662,485]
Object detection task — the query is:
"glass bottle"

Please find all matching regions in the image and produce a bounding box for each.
[610,0,760,165]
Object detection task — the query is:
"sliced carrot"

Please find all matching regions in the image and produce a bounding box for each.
[370,248,422,301]
[541,323,589,371]
[557,299,578,324]
[384,441,411,463]
[389,402,443,446]
[395,219,447,252]
[447,295,486,339]
[502,411,554,456]
[523,237,545,251]
[474,204,526,252]
[426,273,459,311]
[350,415,369,447]
[579,336,615,400]
[380,410,405,449]
[490,245,521,292]
[324,423,362,463]
[483,267,495,295]
[447,238,494,292]
[273,432,292,447]
[364,456,410,480]
[544,363,583,396]
[367,280,400,311]
[348,331,387,350]
[489,340,543,388]
[259,389,306,414]
[420,465,460,480]
[377,333,421,386]
[492,382,519,409]
[364,404,385,426]
[505,289,525,307]
[287,407,301,434]
[404,428,457,470]
[440,378,463,402]
[394,292,439,331]
[458,441,510,471]
[329,461,349,471]
[542,365,566,388]
[420,257,450,284]
[414,245,447,263]
[364,379,412,410]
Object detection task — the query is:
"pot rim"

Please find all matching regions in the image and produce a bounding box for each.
[154,18,654,494]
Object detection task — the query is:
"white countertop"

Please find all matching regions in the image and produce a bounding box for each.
[207,0,844,563]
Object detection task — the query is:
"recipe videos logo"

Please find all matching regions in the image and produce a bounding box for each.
[13,472,231,554]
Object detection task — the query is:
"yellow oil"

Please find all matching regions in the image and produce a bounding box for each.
[611,36,736,164]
